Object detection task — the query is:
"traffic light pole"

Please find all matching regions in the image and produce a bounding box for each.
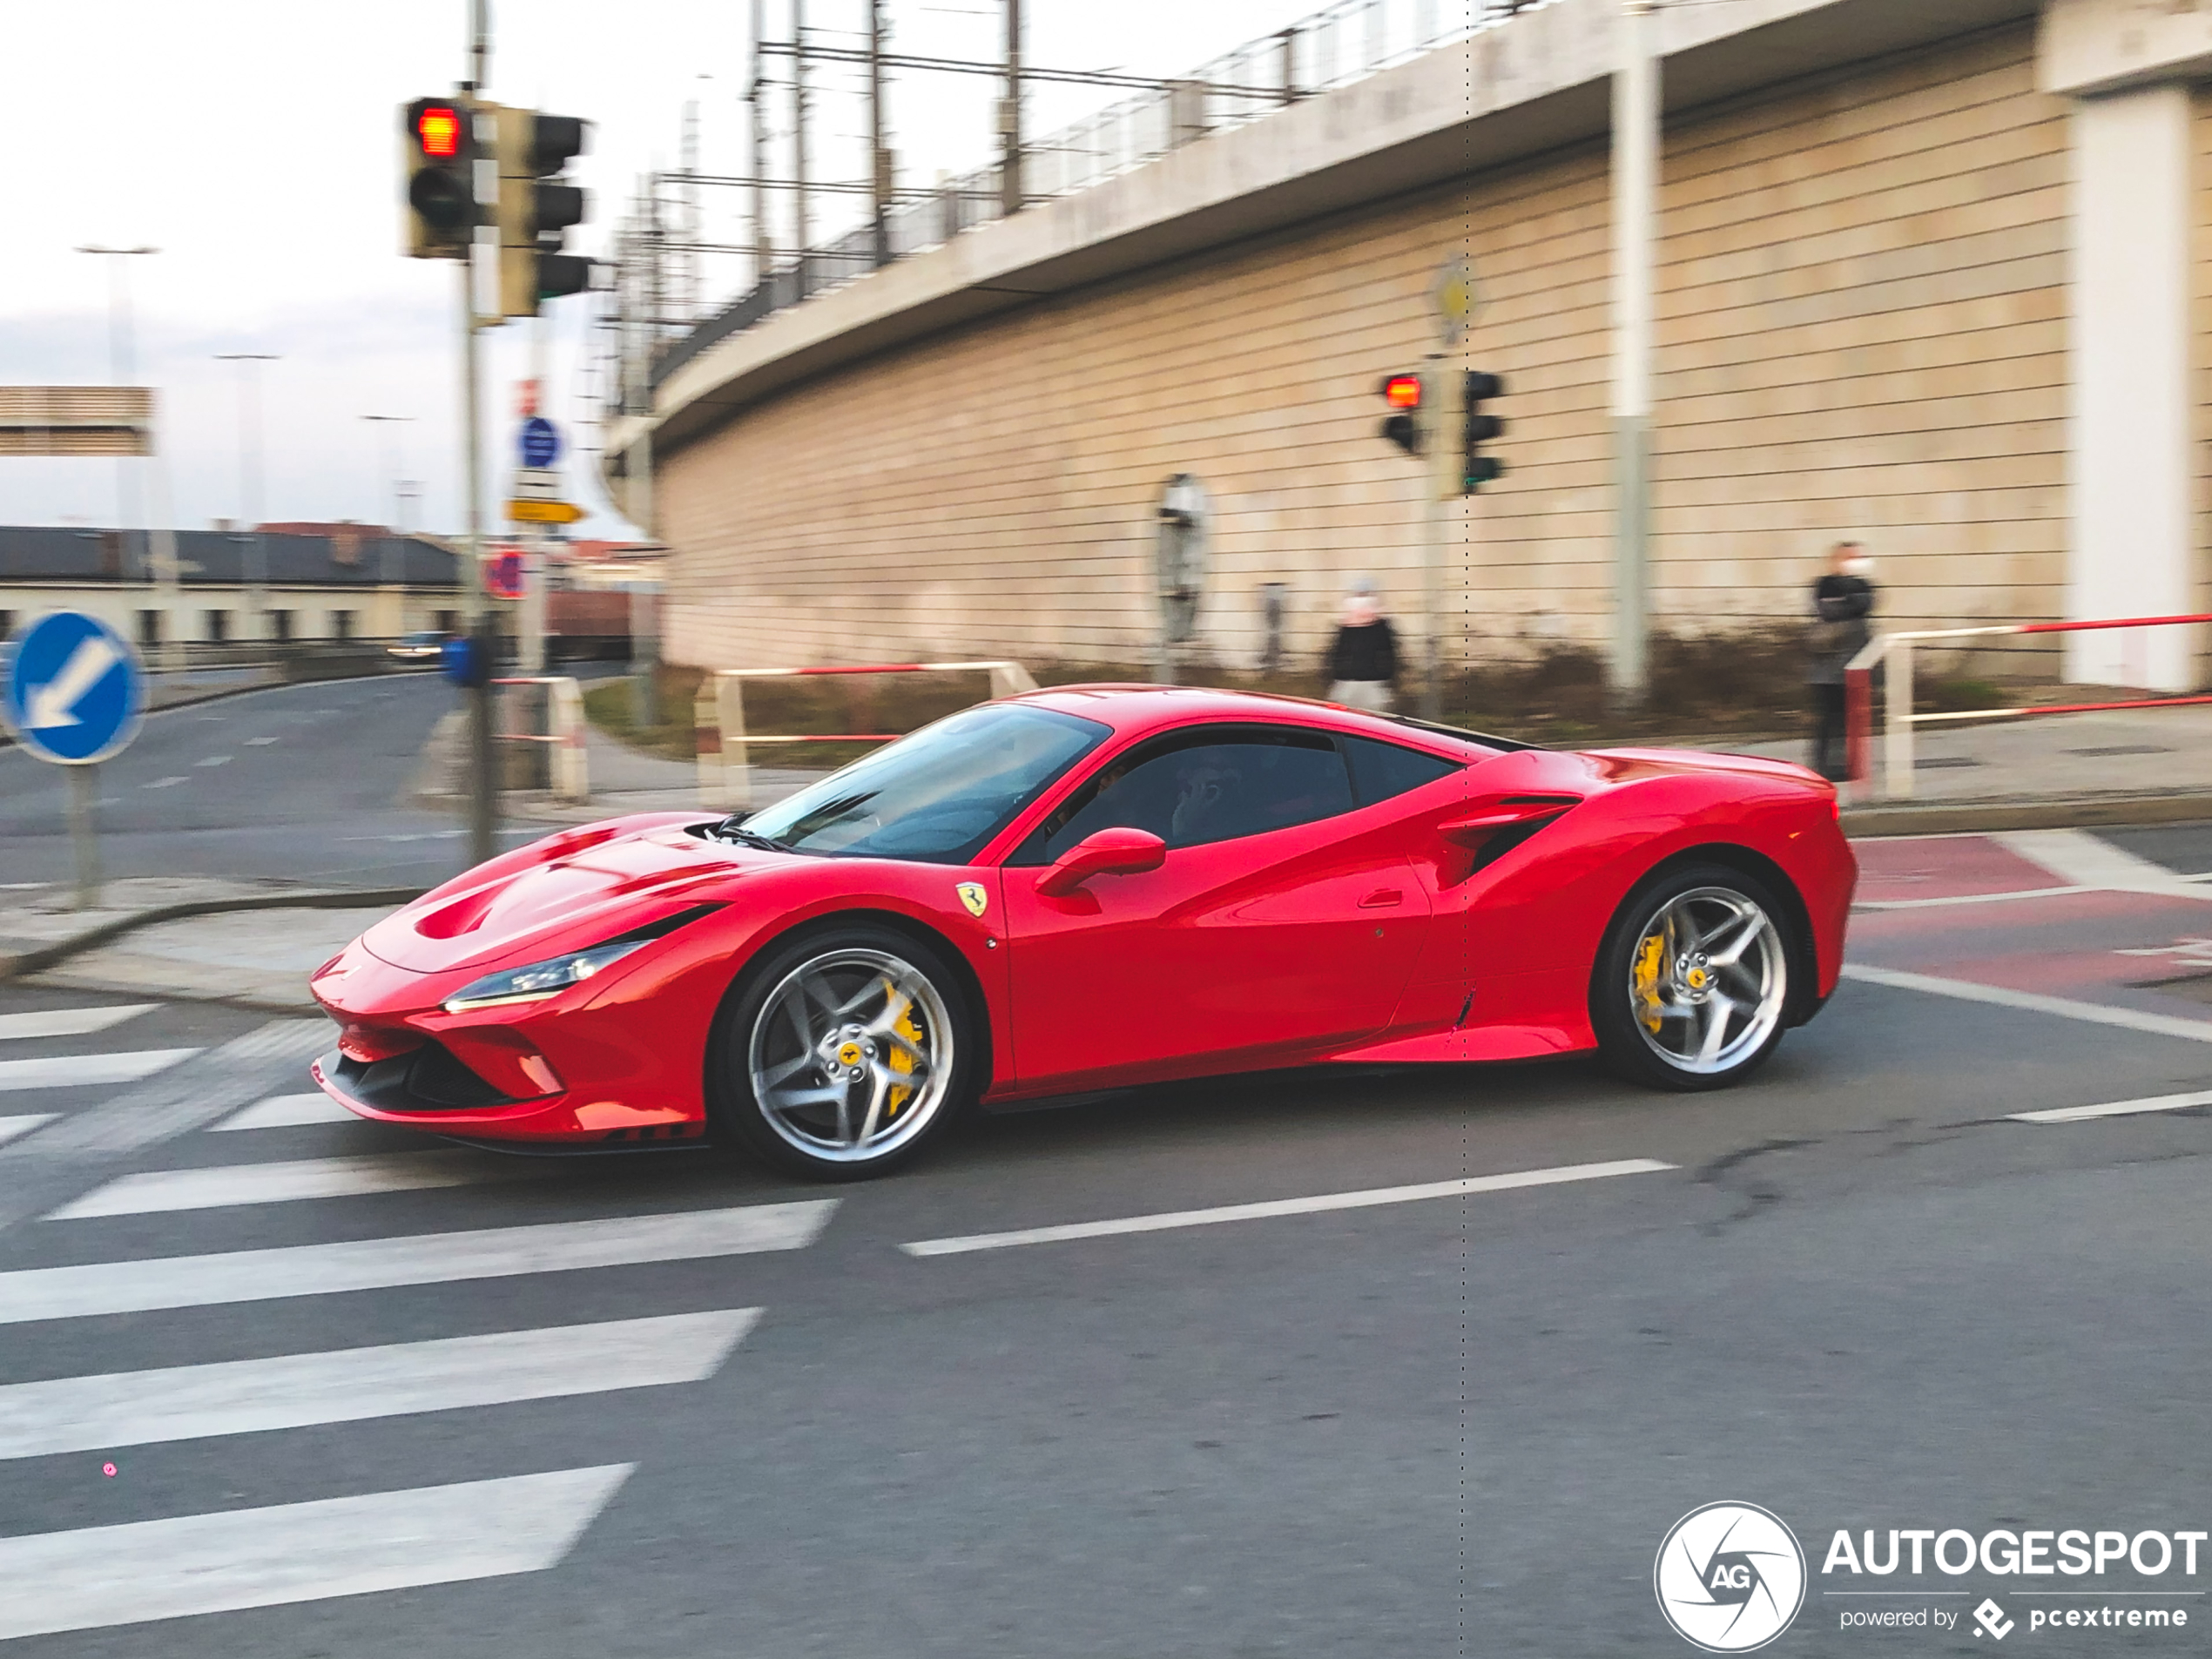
[463,0,499,868]
[1420,356,1450,722]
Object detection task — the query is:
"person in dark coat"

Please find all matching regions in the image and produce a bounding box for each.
[1326,578,1399,712]
[1807,541,1876,780]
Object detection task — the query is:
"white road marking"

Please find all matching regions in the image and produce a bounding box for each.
[0,1116,58,1149]
[46,1150,532,1219]
[1855,886,2093,912]
[0,1004,153,1042]
[0,1048,199,1094]
[2010,1089,2212,1124]
[142,775,189,789]
[245,735,278,745]
[1993,828,2212,901]
[0,1309,759,1459]
[900,1158,1676,1258]
[210,1090,354,1130]
[1841,964,2212,1044]
[0,1464,632,1642]
[195,754,233,767]
[0,1200,837,1324]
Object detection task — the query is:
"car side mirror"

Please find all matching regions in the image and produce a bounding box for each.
[1035,827,1167,897]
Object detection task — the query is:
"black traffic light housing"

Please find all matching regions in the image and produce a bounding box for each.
[1379,373,1425,458]
[1461,370,1507,493]
[496,110,593,318]
[403,97,480,260]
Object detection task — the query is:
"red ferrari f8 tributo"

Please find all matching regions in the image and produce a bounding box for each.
[309,685,1856,1178]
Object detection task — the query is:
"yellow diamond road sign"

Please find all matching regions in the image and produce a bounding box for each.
[508,499,583,524]
[1431,255,1478,347]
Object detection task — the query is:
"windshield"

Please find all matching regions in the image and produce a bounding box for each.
[738,703,1110,864]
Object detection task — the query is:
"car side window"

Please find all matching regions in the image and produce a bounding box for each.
[1017,727,1356,862]
[1342,735,1463,806]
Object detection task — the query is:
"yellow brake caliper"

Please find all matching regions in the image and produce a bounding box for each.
[1633,932,1667,1034]
[883,980,921,1120]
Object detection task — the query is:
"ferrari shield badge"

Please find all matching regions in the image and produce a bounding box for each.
[956,881,988,918]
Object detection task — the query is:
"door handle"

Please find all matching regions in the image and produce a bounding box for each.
[1359,887,1404,908]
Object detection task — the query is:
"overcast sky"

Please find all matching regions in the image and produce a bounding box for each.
[2,0,1320,541]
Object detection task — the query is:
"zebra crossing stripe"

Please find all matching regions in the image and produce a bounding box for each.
[0,1309,760,1459]
[0,1116,57,1150]
[47,1150,537,1219]
[0,1005,154,1042]
[0,1049,199,1094]
[0,1200,837,1325]
[210,1091,354,1130]
[0,1464,634,1642]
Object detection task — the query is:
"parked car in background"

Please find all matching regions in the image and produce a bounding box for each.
[386,630,451,664]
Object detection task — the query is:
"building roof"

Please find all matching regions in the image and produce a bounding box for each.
[0,526,462,589]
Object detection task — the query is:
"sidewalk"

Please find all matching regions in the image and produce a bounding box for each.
[505,718,825,826]
[1728,703,2212,834]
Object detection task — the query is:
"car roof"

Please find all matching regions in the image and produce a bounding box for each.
[1007,684,1528,757]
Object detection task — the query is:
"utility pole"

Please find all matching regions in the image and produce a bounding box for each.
[462,0,498,867]
[1000,0,1023,217]
[868,0,890,267]
[1609,0,1658,708]
[77,246,167,662]
[214,352,279,639]
[749,0,771,287]
[792,0,812,292]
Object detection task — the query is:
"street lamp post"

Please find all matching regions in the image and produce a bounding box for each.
[76,246,167,662]
[361,415,415,632]
[215,353,280,640]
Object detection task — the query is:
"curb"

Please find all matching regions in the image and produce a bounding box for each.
[0,887,426,985]
[1844,791,2212,838]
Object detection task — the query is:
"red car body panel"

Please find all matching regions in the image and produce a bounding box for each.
[308,686,1856,1145]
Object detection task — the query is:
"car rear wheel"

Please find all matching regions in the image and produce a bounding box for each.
[711,924,976,1180]
[1590,862,1793,1091]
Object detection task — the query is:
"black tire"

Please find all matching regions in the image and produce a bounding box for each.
[709,921,979,1181]
[1589,860,1797,1092]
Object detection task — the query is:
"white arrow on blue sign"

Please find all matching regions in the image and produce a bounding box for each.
[520,416,561,469]
[1,610,146,765]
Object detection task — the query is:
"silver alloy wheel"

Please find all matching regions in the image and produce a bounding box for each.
[746,947,955,1163]
[1627,885,1788,1076]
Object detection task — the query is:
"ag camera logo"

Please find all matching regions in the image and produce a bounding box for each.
[1656,1502,1807,1652]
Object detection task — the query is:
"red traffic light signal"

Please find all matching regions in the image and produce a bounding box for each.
[1379,372,1425,457]
[416,105,463,158]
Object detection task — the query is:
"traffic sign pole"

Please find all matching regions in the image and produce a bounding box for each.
[460,0,499,869]
[66,766,101,910]
[3,610,147,912]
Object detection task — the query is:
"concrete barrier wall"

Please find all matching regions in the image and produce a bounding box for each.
[657,18,2077,676]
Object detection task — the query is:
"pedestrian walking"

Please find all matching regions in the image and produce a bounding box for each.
[1807,541,1876,780]
[1327,579,1399,713]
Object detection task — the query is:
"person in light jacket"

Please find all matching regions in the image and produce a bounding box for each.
[1327,579,1399,713]
[1807,541,1876,780]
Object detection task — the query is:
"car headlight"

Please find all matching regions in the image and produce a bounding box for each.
[442,904,720,1014]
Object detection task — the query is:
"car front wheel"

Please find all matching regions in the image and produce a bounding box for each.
[711,924,976,1180]
[1590,862,1794,1090]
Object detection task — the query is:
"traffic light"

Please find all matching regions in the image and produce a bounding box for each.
[1461,370,1507,492]
[402,97,479,260]
[495,109,593,318]
[1379,373,1425,458]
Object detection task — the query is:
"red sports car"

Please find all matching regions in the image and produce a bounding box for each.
[309,685,1855,1179]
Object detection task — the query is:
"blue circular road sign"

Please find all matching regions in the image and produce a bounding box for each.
[520,415,562,469]
[1,610,145,765]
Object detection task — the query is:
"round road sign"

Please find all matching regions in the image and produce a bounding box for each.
[485,548,528,601]
[0,610,145,765]
[520,416,561,469]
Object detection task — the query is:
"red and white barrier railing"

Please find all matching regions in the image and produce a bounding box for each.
[1845,614,2212,799]
[696,660,1039,810]
[492,676,589,803]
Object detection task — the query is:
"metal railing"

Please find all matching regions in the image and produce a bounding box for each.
[619,0,1551,406]
[1844,615,2212,799]
[695,659,1039,811]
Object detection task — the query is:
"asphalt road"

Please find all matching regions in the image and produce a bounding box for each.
[0,673,556,891]
[3,828,2212,1656]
